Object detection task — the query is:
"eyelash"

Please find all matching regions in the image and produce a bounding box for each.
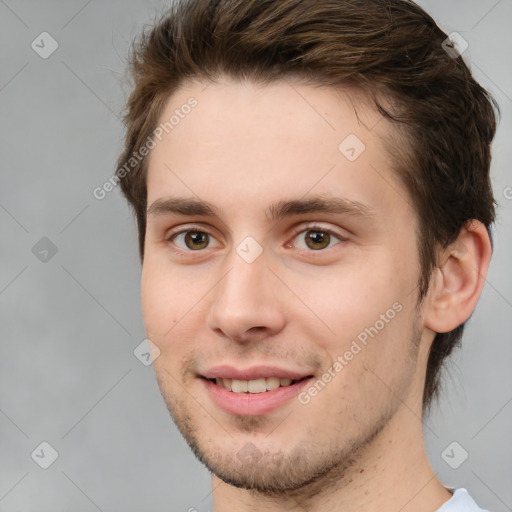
[166,223,347,254]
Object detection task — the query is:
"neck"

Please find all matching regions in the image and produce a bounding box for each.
[211,404,452,512]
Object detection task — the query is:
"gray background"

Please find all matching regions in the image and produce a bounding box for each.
[0,1,511,511]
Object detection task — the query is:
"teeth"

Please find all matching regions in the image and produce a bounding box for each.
[231,379,248,393]
[248,378,266,393]
[213,377,299,393]
[266,377,280,390]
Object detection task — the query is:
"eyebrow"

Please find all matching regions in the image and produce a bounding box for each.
[146,196,376,223]
[267,196,376,222]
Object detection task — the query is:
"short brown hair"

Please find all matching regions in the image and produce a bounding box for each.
[116,0,498,413]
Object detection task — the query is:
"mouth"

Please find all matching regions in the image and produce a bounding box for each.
[202,375,312,394]
[199,368,315,416]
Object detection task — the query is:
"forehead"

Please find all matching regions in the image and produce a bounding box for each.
[145,77,410,223]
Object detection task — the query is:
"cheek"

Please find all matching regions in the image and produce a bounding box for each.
[141,257,185,340]
[141,263,163,334]
[141,251,190,316]
[285,253,407,338]
[141,257,212,369]
[285,254,417,399]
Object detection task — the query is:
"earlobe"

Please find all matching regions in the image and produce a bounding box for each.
[424,220,492,334]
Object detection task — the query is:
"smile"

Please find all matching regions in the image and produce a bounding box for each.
[209,376,303,393]
[200,371,314,416]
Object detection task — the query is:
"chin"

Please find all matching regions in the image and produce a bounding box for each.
[196,444,331,494]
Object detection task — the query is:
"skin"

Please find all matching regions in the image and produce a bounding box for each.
[141,77,492,511]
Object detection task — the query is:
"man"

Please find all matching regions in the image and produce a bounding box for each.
[116,1,498,510]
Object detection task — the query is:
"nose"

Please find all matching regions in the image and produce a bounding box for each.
[206,249,286,343]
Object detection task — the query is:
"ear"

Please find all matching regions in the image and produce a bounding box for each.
[424,220,493,334]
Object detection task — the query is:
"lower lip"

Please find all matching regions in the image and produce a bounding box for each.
[202,377,313,416]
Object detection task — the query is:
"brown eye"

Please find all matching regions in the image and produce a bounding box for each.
[183,231,210,250]
[169,228,221,253]
[304,230,331,250]
[289,227,344,251]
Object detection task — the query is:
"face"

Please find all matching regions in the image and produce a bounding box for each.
[141,77,429,493]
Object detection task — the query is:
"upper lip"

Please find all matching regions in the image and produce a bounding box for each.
[200,365,313,381]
